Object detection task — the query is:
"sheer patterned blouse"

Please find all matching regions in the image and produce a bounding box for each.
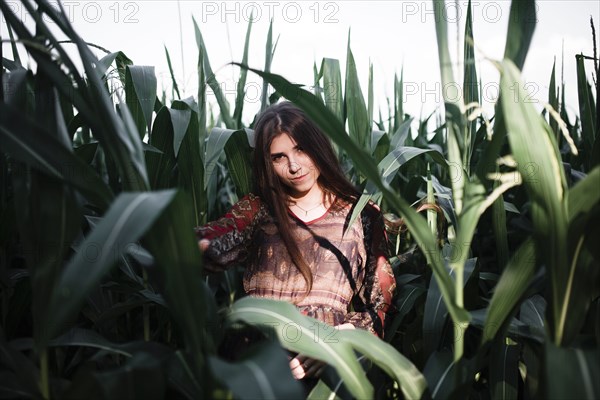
[195,193,396,337]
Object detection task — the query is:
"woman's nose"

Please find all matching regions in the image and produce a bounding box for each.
[287,158,301,174]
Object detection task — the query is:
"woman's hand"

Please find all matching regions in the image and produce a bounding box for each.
[335,323,355,331]
[198,239,221,272]
[289,354,326,380]
[288,324,354,379]
[198,239,210,252]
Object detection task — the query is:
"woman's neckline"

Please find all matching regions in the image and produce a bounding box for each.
[287,196,337,224]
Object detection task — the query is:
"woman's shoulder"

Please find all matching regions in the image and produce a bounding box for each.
[232,193,268,215]
[334,196,382,218]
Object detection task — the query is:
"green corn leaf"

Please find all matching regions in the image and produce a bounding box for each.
[197,40,207,156]
[463,0,479,163]
[548,59,559,138]
[227,297,371,399]
[490,339,520,400]
[576,54,597,150]
[204,127,244,191]
[1,57,21,71]
[164,46,181,100]
[423,351,455,399]
[390,116,414,149]
[0,336,40,398]
[43,191,177,346]
[483,238,536,342]
[423,350,476,399]
[233,17,253,129]
[500,59,569,345]
[192,17,234,129]
[2,68,28,110]
[68,352,167,400]
[319,58,344,123]
[126,65,157,138]
[0,104,113,210]
[5,22,22,68]
[1,0,149,192]
[172,100,205,226]
[477,304,548,341]
[224,129,255,198]
[503,0,537,70]
[433,0,466,214]
[566,166,600,221]
[432,0,457,107]
[260,18,277,112]
[423,256,476,358]
[51,6,149,191]
[27,72,83,355]
[143,190,216,390]
[520,295,546,329]
[227,297,427,400]
[380,147,448,180]
[48,328,133,357]
[208,341,304,400]
[344,32,370,151]
[307,380,345,400]
[96,51,120,79]
[348,146,448,231]
[169,107,192,157]
[313,61,322,99]
[544,343,600,399]
[341,329,428,400]
[463,0,479,106]
[74,142,99,165]
[451,177,520,279]
[114,51,134,83]
[393,69,404,132]
[147,107,176,189]
[558,167,600,344]
[368,61,373,132]
[491,189,509,271]
[372,129,390,164]
[384,284,427,343]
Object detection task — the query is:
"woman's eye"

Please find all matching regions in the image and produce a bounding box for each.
[272,155,284,163]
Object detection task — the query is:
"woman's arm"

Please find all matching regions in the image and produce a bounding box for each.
[195,193,266,271]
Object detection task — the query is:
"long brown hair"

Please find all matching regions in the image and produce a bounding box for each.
[253,101,359,293]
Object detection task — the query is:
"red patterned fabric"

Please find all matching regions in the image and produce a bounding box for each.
[195,193,396,337]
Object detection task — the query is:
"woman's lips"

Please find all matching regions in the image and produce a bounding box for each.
[291,174,307,182]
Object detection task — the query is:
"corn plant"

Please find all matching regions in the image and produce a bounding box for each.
[1,0,599,399]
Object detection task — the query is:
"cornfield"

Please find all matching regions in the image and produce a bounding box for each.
[0,0,599,399]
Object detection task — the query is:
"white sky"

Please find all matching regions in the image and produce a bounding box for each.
[3,0,599,128]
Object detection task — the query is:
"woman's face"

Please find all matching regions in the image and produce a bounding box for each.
[269,133,321,198]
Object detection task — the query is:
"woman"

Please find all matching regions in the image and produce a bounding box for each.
[196,101,396,380]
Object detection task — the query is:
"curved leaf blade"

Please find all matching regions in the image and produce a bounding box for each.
[0,104,113,210]
[44,190,176,344]
[126,65,157,138]
[228,297,373,399]
[483,238,536,342]
[208,341,303,400]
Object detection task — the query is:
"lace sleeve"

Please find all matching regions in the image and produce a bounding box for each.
[195,193,266,271]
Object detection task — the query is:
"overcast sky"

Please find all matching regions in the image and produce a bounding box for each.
[3,1,599,127]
